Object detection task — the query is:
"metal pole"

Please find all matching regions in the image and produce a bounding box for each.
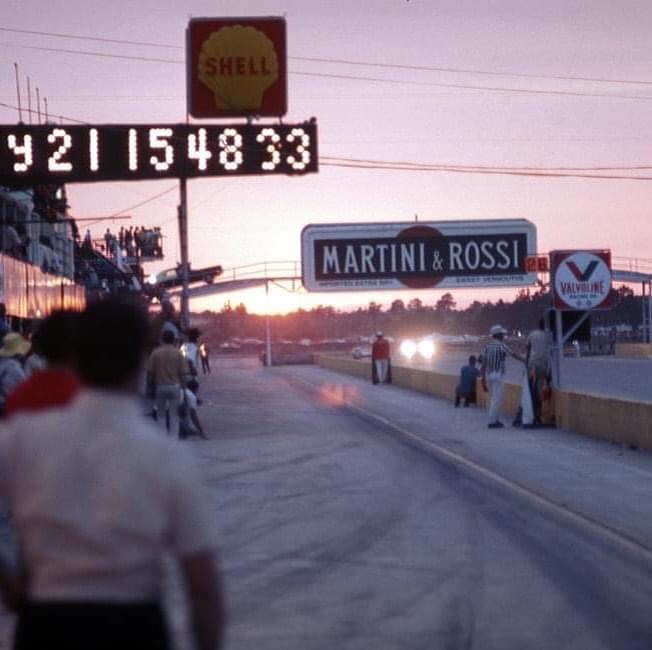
[14,63,22,122]
[265,280,272,367]
[178,177,190,331]
[648,281,652,344]
[640,282,645,343]
[554,309,563,389]
[26,77,32,124]
[642,282,647,343]
[35,87,41,124]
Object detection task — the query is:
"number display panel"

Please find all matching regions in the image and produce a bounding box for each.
[0,122,318,185]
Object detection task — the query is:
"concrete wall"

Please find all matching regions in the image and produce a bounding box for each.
[554,391,652,449]
[316,355,652,451]
[614,343,652,360]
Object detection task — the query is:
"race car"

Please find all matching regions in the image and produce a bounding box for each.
[152,264,223,289]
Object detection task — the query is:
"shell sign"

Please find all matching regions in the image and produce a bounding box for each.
[187,17,287,118]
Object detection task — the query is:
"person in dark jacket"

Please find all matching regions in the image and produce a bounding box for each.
[455,355,479,407]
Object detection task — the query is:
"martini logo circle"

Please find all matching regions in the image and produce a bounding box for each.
[396,225,443,289]
[554,252,611,309]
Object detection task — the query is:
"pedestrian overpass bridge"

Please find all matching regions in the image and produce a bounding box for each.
[170,255,652,298]
[168,261,302,299]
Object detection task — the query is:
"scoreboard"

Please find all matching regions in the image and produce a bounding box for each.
[0,121,318,186]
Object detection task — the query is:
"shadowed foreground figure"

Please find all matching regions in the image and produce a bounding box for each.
[0,298,225,650]
[4,310,81,418]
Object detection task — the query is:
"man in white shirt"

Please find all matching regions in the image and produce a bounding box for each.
[481,325,523,428]
[179,379,207,440]
[180,329,200,379]
[0,299,224,650]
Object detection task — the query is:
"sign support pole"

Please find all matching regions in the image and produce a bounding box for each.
[265,280,272,368]
[648,281,652,344]
[553,308,563,389]
[178,177,190,331]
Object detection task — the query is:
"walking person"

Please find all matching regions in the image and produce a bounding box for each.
[371,331,391,384]
[179,379,207,440]
[481,325,523,428]
[0,299,224,650]
[199,342,211,375]
[147,329,186,437]
[181,329,201,380]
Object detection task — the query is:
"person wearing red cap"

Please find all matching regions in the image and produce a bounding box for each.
[371,331,391,384]
[5,311,81,418]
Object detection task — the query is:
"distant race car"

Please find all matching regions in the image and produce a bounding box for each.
[152,264,223,289]
[352,345,372,359]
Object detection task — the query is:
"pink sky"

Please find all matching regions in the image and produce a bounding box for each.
[1,0,652,314]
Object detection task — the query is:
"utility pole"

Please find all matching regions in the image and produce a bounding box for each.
[178,178,190,331]
[265,280,272,367]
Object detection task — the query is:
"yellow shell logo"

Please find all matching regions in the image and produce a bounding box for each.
[198,25,279,112]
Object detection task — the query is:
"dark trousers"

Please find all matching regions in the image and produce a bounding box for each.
[15,601,169,650]
[455,388,476,407]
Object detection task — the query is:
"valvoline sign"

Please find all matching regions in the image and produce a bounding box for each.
[551,250,612,310]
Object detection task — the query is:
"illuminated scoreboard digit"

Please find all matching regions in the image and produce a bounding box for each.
[0,122,318,186]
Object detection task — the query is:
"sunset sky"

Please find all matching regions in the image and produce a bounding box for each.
[1,0,652,314]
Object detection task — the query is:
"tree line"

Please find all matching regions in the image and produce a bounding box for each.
[196,284,644,346]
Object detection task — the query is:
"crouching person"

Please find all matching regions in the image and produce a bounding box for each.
[455,355,479,407]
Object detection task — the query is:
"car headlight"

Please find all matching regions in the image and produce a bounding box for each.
[400,339,417,359]
[418,339,436,359]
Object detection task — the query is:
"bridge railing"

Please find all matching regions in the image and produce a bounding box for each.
[613,256,652,276]
[218,260,301,282]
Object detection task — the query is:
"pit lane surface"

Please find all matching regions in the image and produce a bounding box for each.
[202,358,651,649]
[2,357,652,650]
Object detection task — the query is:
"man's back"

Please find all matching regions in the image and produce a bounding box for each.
[0,389,215,602]
[148,343,184,385]
[527,328,549,365]
[484,340,510,374]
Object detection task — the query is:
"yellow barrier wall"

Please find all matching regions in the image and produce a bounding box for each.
[316,355,652,450]
[614,343,652,360]
[554,391,652,449]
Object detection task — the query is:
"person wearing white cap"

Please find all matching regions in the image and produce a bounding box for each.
[371,331,391,384]
[481,325,523,428]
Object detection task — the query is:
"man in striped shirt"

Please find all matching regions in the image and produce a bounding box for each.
[481,325,523,428]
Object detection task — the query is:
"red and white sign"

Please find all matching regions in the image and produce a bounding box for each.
[186,17,287,118]
[551,250,612,310]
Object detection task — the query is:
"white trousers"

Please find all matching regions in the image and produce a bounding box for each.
[155,384,180,437]
[487,371,505,423]
[374,359,389,383]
